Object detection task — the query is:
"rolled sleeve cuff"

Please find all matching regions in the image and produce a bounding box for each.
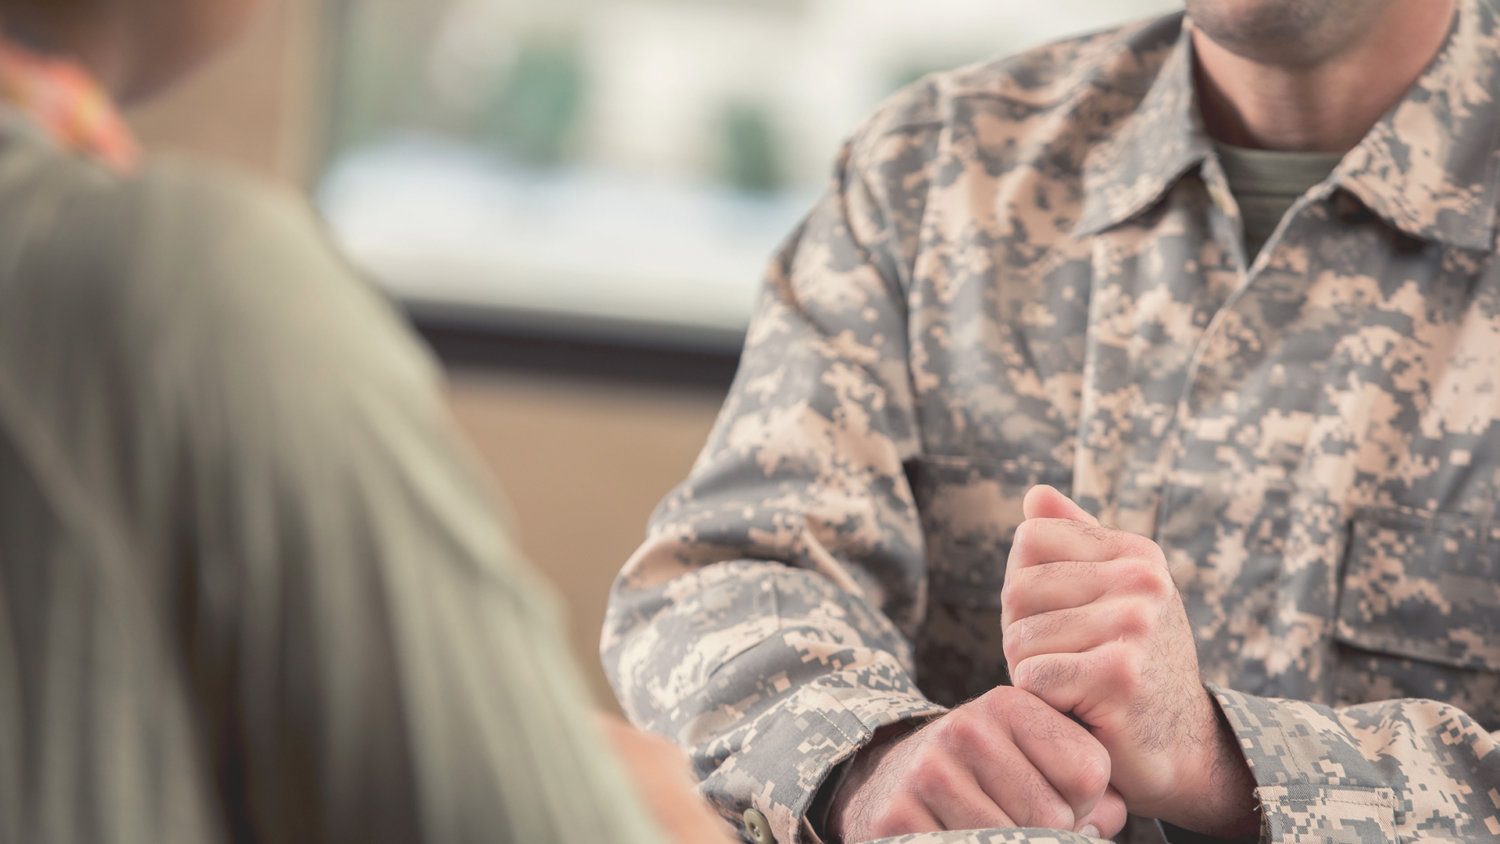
[1207,686,1398,843]
[711,682,947,844]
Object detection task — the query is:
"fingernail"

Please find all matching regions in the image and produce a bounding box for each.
[1080,825,1100,838]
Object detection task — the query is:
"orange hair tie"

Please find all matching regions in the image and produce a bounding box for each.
[0,33,140,173]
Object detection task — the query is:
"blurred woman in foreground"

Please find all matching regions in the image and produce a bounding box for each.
[0,1,732,842]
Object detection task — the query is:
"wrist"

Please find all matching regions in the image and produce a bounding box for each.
[1151,690,1260,839]
[825,720,926,842]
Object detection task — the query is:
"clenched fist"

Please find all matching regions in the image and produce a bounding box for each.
[1001,486,1258,838]
[828,685,1126,842]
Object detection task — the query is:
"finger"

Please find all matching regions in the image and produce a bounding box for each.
[1077,786,1128,839]
[979,741,1082,831]
[999,699,1112,826]
[1003,602,1125,667]
[923,770,1018,832]
[1007,518,1122,571]
[939,694,1083,830]
[1023,485,1101,526]
[1001,561,1114,624]
[1009,649,1116,724]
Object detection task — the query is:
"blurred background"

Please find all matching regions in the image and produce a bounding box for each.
[129,0,1176,710]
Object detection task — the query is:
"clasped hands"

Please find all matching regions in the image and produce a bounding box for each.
[828,486,1256,843]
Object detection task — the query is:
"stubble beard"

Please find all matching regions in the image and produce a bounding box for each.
[1184,0,1391,67]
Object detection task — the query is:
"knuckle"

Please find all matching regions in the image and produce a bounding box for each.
[1145,568,1178,601]
[900,737,936,773]
[996,683,1044,722]
[1067,746,1112,798]
[1117,602,1153,636]
[921,717,962,754]
[1112,531,1166,564]
[1009,657,1034,691]
[1003,616,1033,658]
[869,796,925,837]
[1002,635,1022,668]
[1010,520,1040,556]
[999,578,1025,617]
[1119,558,1169,595]
[905,759,938,792]
[979,682,1025,713]
[908,758,958,796]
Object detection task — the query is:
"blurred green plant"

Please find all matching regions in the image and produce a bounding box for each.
[480,40,588,168]
[719,100,784,194]
[322,0,448,160]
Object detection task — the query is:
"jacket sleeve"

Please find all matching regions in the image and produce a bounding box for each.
[602,104,953,844]
[1210,686,1500,842]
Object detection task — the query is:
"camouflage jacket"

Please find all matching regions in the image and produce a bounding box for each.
[604,4,1500,842]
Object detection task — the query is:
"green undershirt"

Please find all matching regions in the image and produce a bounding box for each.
[1214,142,1344,262]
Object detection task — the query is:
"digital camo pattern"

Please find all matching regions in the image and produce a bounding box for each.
[604,3,1500,842]
[1213,686,1500,842]
[868,832,1111,844]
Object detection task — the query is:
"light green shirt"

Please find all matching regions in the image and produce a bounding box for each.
[1214,141,1343,261]
[0,116,665,844]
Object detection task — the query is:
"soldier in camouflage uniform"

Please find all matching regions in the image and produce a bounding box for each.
[604,0,1500,841]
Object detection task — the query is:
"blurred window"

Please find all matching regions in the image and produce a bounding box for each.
[317,0,1178,352]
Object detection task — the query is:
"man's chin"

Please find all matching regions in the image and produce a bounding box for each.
[1184,0,1376,67]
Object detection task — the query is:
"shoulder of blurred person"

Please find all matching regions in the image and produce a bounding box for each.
[0,115,422,375]
[0,65,755,843]
[0,94,738,844]
[0,116,436,513]
[0,4,742,843]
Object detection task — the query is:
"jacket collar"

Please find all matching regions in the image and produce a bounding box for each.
[1073,15,1210,239]
[1335,0,1500,251]
[1075,0,1500,252]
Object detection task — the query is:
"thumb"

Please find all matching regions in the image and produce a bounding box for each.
[1022,485,1101,526]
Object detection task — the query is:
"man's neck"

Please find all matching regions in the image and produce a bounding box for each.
[1192,1,1457,153]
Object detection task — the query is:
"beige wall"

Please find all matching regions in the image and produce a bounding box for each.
[125,0,731,709]
[449,371,722,707]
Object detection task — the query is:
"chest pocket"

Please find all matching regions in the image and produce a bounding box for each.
[904,455,1071,705]
[1334,506,1500,729]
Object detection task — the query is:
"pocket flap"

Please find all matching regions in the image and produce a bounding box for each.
[1336,507,1500,671]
